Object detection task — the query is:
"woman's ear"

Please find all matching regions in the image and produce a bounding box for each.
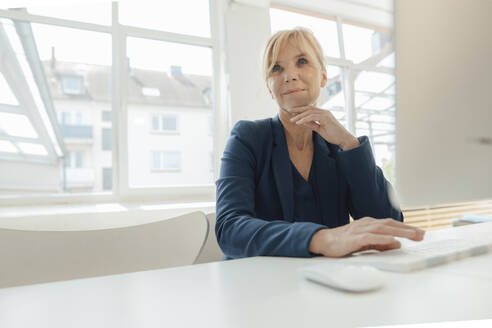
[320,69,328,88]
[267,81,275,99]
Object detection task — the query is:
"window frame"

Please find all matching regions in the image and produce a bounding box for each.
[0,0,226,205]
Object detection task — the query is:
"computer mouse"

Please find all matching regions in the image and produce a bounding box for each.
[299,262,385,292]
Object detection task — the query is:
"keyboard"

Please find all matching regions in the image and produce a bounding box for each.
[345,237,492,272]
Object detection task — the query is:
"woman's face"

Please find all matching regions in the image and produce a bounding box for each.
[267,41,327,112]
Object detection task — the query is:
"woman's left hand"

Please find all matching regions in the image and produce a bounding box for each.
[289,106,360,151]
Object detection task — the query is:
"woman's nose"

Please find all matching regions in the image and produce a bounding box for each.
[283,66,298,82]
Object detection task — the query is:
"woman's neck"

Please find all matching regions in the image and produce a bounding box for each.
[279,109,313,151]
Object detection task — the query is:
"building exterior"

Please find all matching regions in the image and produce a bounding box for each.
[45,59,214,192]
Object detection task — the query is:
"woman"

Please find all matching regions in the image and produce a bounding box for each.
[215,28,424,260]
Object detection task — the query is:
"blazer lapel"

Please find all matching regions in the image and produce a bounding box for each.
[313,132,340,228]
[271,115,295,221]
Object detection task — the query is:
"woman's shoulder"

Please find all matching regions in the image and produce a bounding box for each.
[230,117,273,143]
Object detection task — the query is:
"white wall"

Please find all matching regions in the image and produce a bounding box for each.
[225,2,278,124]
[395,0,492,208]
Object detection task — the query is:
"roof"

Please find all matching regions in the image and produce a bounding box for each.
[43,61,212,108]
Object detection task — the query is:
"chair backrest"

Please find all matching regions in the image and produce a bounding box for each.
[194,212,224,264]
[0,211,208,288]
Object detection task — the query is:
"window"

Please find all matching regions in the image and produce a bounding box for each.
[142,87,160,97]
[151,151,181,171]
[0,15,111,195]
[150,114,178,133]
[0,1,217,202]
[270,7,396,183]
[60,74,85,95]
[65,151,84,168]
[102,128,112,151]
[102,111,111,122]
[102,168,112,191]
[75,151,83,168]
[60,111,83,125]
[61,112,70,124]
[128,37,214,188]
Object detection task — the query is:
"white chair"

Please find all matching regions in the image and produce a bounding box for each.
[0,211,208,288]
[194,212,224,264]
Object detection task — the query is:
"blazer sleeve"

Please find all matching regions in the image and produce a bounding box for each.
[336,136,403,222]
[215,121,326,259]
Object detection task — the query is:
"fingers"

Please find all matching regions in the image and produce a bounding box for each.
[357,241,402,253]
[370,224,424,241]
[292,113,325,126]
[289,110,319,124]
[300,121,320,132]
[357,217,425,241]
[348,233,401,255]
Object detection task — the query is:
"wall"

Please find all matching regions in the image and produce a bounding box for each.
[225,1,278,125]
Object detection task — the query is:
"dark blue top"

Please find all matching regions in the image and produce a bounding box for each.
[291,142,322,224]
[215,115,403,260]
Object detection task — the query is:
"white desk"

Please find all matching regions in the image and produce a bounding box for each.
[1,223,492,328]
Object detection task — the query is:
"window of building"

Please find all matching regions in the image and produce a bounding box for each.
[60,111,84,125]
[65,151,84,168]
[102,110,112,122]
[102,167,112,190]
[150,114,178,133]
[142,87,160,97]
[102,128,112,151]
[151,151,181,171]
[60,74,85,95]
[270,7,396,183]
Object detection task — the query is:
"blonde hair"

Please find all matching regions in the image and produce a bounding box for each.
[262,27,326,90]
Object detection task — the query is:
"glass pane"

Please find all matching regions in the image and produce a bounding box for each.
[0,18,112,194]
[0,113,38,138]
[343,23,392,64]
[377,52,395,68]
[0,72,18,105]
[360,96,394,111]
[127,37,214,187]
[17,142,48,156]
[102,110,111,122]
[270,8,340,58]
[319,65,347,128]
[162,116,177,131]
[151,115,160,131]
[102,167,112,191]
[163,152,180,170]
[0,140,18,153]
[102,128,112,150]
[152,152,161,170]
[355,71,394,93]
[354,70,395,183]
[1,3,111,26]
[75,152,83,168]
[120,0,210,37]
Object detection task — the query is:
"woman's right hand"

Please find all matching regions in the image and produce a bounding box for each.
[309,217,425,257]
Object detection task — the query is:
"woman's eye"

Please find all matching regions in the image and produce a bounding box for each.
[272,64,282,72]
[298,58,308,65]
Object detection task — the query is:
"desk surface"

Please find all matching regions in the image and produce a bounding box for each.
[1,223,492,328]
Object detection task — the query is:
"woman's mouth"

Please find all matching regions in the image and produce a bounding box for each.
[282,88,305,95]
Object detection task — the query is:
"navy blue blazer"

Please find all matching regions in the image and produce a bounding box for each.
[215,115,402,260]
